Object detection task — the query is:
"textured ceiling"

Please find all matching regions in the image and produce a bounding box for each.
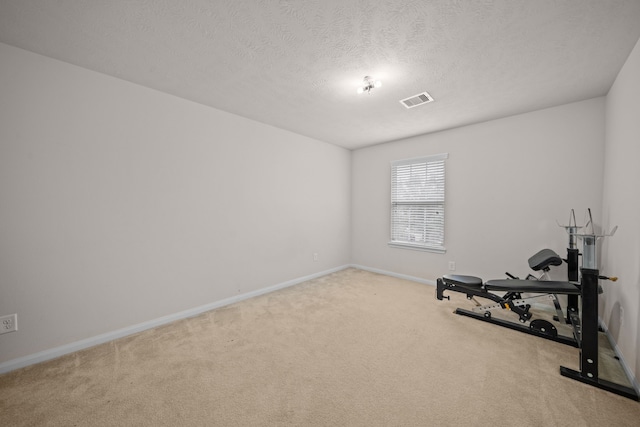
[1,0,640,150]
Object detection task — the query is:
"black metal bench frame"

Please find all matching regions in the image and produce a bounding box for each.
[436,261,639,400]
[436,275,580,346]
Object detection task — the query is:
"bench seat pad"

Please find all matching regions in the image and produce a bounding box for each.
[484,279,580,295]
[442,274,483,288]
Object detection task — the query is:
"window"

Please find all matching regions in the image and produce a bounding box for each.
[389,153,448,253]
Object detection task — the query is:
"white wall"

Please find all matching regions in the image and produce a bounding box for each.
[602,36,640,380]
[0,43,351,364]
[352,98,605,281]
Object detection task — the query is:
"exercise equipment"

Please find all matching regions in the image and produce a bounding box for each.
[436,248,579,346]
[557,210,636,400]
[436,209,639,400]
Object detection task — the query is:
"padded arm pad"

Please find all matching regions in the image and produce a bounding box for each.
[528,249,563,271]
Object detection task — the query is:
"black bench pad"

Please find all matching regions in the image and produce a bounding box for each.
[484,279,580,295]
[442,275,483,288]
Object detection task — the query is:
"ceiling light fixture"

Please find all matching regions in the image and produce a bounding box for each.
[357,76,382,94]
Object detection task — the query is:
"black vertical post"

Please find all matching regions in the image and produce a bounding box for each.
[566,248,580,321]
[567,248,579,281]
[578,268,599,380]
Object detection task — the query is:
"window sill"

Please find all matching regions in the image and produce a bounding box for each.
[388,242,446,254]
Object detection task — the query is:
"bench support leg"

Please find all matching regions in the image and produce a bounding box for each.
[560,268,639,401]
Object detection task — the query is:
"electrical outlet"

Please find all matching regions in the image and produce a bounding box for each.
[313,253,319,262]
[448,261,456,271]
[0,314,17,335]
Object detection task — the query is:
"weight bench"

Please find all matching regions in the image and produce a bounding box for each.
[434,211,639,401]
[436,249,580,346]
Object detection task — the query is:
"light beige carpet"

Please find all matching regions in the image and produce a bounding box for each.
[1,268,639,426]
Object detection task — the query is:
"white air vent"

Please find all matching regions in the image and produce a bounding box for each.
[400,92,434,109]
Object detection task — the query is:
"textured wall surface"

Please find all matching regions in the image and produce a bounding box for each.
[0,1,639,149]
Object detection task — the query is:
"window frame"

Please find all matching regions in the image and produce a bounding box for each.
[388,153,448,254]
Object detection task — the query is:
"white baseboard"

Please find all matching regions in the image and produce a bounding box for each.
[0,265,350,375]
[350,264,436,286]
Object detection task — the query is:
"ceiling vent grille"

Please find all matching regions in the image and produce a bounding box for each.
[400,92,434,109]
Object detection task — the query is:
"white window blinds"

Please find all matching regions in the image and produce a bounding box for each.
[389,153,448,253]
